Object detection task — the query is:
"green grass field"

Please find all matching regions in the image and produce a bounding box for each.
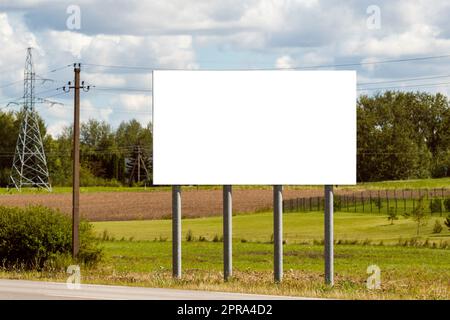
[1,178,449,299]
[93,211,450,244]
[46,210,447,299]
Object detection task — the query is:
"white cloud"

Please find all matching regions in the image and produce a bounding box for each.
[114,93,152,127]
[116,94,150,113]
[4,1,450,136]
[47,120,69,138]
[275,55,294,68]
[80,99,113,122]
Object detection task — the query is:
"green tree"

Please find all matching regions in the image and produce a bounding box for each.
[115,119,152,183]
[387,208,398,225]
[356,91,450,182]
[444,215,450,230]
[404,197,430,236]
[80,119,117,180]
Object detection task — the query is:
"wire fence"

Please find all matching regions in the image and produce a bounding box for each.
[283,188,450,216]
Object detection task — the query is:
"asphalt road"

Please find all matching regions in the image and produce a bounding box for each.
[0,279,308,300]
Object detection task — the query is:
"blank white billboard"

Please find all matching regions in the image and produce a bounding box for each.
[153,70,356,185]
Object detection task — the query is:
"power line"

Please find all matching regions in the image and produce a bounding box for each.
[38,101,151,114]
[49,64,72,73]
[83,63,154,71]
[93,86,152,93]
[357,80,450,91]
[358,74,450,86]
[0,79,23,89]
[82,53,450,71]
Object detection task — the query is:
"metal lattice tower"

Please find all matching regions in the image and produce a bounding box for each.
[10,48,51,191]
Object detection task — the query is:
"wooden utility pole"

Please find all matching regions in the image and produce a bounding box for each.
[73,65,80,259]
[63,63,90,259]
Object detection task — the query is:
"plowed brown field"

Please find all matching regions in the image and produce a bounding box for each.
[0,188,358,221]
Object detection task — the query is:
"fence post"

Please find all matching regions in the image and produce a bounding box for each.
[370,192,373,213]
[386,190,389,214]
[361,192,364,213]
[394,189,397,214]
[378,190,381,214]
[404,194,407,214]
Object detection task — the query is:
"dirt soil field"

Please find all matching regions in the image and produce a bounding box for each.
[0,188,359,221]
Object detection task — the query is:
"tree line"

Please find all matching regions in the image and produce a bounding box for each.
[0,111,152,187]
[0,90,449,187]
[357,91,449,181]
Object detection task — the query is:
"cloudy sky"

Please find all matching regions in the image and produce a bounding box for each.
[1,0,450,137]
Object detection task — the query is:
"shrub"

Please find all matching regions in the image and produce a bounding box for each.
[444,198,450,212]
[444,215,450,230]
[373,198,383,210]
[333,197,342,211]
[429,199,442,213]
[0,206,102,269]
[80,166,122,187]
[387,208,398,225]
[432,220,443,234]
[405,197,429,236]
[185,230,194,242]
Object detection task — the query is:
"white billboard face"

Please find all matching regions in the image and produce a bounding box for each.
[153,70,356,185]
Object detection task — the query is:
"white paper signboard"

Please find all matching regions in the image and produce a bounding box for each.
[153,70,356,185]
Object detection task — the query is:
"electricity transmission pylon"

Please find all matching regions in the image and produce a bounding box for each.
[128,145,150,185]
[9,48,52,191]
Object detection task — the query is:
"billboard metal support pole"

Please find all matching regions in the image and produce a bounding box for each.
[223,185,232,281]
[324,185,334,286]
[172,185,181,278]
[274,185,283,282]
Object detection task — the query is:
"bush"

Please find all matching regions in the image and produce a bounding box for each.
[444,215,450,230]
[373,198,383,209]
[432,220,443,234]
[387,208,398,225]
[80,166,122,187]
[0,206,102,269]
[185,230,194,242]
[333,197,342,211]
[444,198,450,212]
[429,199,442,213]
